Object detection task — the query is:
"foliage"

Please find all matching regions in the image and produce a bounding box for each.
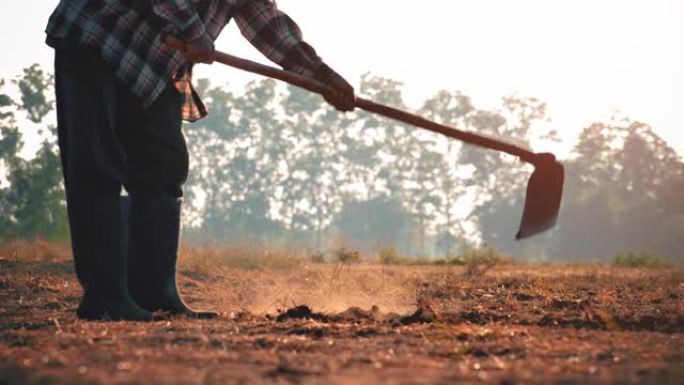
[0,65,67,241]
[459,247,510,276]
[13,64,54,124]
[441,247,512,274]
[378,245,402,265]
[334,247,361,265]
[554,119,684,261]
[612,252,667,268]
[3,142,68,240]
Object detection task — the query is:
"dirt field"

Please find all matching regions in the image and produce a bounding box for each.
[1,243,683,385]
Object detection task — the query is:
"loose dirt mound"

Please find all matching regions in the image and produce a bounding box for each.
[274,303,440,326]
[275,305,329,322]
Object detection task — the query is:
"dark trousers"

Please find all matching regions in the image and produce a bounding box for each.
[55,46,188,298]
[55,46,189,200]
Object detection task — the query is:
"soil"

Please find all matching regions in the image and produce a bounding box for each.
[1,258,683,385]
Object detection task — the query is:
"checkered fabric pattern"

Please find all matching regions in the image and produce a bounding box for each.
[46,0,336,122]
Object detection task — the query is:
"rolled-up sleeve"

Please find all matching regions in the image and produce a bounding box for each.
[234,0,335,82]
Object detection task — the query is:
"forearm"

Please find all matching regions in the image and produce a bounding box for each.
[234,0,336,82]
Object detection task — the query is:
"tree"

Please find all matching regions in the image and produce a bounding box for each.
[183,79,238,234]
[0,79,21,236]
[555,118,684,260]
[276,85,348,249]
[0,65,67,241]
[184,79,285,242]
[350,74,426,254]
[4,141,68,239]
[417,91,474,257]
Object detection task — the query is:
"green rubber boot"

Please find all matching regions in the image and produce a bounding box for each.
[69,196,153,322]
[126,196,218,319]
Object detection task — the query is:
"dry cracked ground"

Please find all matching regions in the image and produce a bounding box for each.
[1,246,683,385]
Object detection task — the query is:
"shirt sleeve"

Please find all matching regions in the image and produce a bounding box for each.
[234,0,336,82]
[151,0,213,48]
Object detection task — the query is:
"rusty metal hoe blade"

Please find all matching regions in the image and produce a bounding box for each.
[516,153,565,240]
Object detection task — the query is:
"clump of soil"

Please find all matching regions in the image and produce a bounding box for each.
[275,305,382,323]
[331,305,381,322]
[275,303,439,326]
[397,301,441,325]
[276,305,329,322]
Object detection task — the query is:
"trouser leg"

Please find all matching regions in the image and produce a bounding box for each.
[55,47,151,321]
[120,83,216,319]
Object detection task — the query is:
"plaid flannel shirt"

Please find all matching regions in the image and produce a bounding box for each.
[46,0,336,122]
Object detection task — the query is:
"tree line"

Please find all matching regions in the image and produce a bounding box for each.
[1,64,682,261]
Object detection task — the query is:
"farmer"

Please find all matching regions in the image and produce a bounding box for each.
[45,0,355,321]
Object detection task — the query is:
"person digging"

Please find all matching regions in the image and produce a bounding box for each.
[45,0,355,321]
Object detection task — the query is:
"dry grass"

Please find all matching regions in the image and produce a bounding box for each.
[0,239,71,262]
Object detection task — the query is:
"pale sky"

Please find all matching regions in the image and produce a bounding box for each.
[1,1,683,157]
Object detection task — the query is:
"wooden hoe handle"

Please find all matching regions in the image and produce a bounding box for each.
[164,35,540,163]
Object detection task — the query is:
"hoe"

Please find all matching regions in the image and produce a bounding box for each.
[166,36,564,240]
